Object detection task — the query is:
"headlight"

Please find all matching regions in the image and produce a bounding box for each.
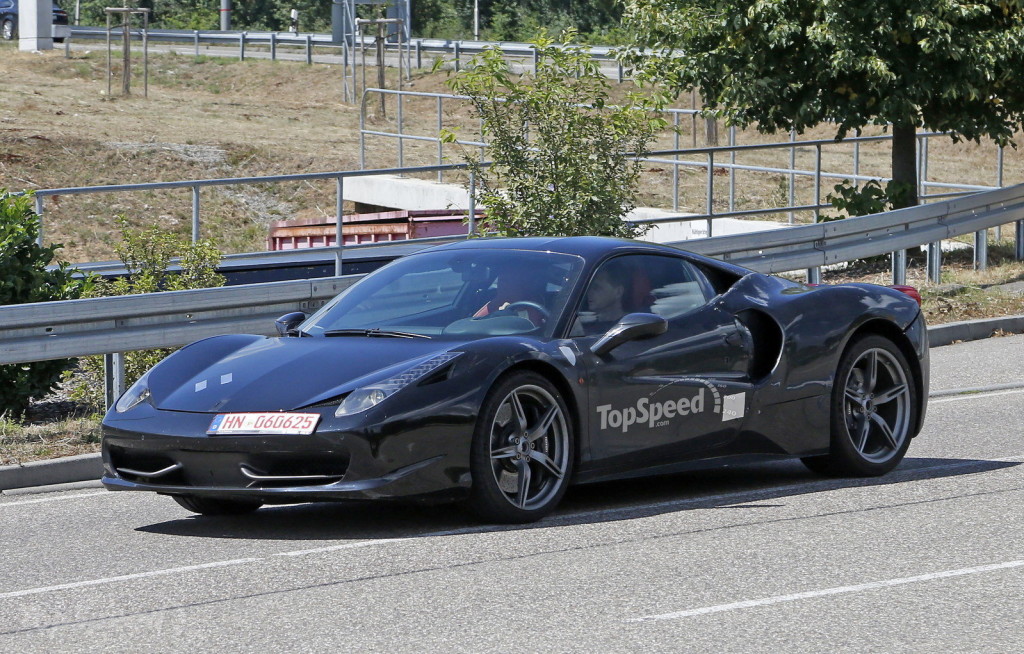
[335,352,462,417]
[114,374,152,413]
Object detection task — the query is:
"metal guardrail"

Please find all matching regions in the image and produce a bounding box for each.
[3,183,1023,374]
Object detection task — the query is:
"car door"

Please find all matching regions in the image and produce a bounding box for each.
[572,254,754,472]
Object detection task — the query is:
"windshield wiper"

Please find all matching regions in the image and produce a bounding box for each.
[322,328,431,339]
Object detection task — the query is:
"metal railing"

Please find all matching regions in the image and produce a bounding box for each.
[4,184,1024,378]
[358,88,1014,229]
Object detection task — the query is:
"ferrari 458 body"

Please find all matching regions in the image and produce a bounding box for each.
[102,237,928,522]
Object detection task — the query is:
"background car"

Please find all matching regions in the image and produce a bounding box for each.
[1,0,69,42]
[101,236,929,523]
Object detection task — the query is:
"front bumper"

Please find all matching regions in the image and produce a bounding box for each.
[101,405,474,503]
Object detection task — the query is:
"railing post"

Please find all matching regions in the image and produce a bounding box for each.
[891,249,907,286]
[270,32,277,60]
[788,129,796,224]
[672,112,680,212]
[996,145,1005,240]
[437,96,444,180]
[806,267,821,285]
[397,90,405,168]
[194,30,199,57]
[532,45,539,74]
[191,185,200,243]
[617,60,623,84]
[239,32,245,61]
[974,229,988,271]
[468,171,476,236]
[927,242,942,283]
[706,150,714,237]
[853,139,860,188]
[454,41,461,72]
[342,175,350,274]
[306,34,312,64]
[728,126,736,213]
[813,143,822,222]
[33,195,44,246]
[415,40,422,69]
[104,353,126,409]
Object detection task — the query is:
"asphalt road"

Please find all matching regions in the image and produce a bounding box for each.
[1,336,1022,652]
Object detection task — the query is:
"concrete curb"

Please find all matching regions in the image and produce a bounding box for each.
[1,314,1021,495]
[927,314,1024,348]
[0,453,102,493]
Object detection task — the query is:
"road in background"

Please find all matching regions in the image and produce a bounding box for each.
[1,336,1022,652]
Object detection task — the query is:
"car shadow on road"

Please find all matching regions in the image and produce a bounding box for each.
[134,455,1019,541]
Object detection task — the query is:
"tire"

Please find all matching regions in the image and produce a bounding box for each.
[173,495,263,516]
[468,371,574,523]
[2,19,14,41]
[802,334,917,477]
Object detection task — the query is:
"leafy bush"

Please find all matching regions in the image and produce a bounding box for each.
[821,179,915,222]
[68,217,225,411]
[0,192,92,417]
[442,30,664,238]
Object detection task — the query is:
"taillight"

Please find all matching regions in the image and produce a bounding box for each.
[889,285,922,306]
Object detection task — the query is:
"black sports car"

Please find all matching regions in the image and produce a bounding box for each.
[101,236,929,523]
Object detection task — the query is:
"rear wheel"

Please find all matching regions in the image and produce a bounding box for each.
[468,371,574,523]
[2,19,14,41]
[173,495,263,516]
[802,334,917,476]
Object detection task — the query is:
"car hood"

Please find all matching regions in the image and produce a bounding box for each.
[148,334,467,413]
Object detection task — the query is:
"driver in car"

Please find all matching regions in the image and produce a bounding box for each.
[473,272,548,326]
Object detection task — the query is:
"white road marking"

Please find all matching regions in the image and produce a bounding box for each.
[930,388,1024,404]
[0,491,110,509]
[628,559,1024,623]
[275,538,414,557]
[0,558,260,601]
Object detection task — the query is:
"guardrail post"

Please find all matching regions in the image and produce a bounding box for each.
[342,175,350,274]
[454,41,461,72]
[239,32,245,61]
[191,185,200,243]
[306,34,313,64]
[194,30,199,56]
[270,32,277,60]
[891,249,907,286]
[1016,221,1024,261]
[397,91,405,168]
[437,96,444,180]
[415,40,422,69]
[104,353,126,409]
[974,229,988,271]
[532,45,539,74]
[996,146,1005,239]
[617,61,623,84]
[927,242,942,283]
[33,195,44,246]
[806,267,821,285]
[468,171,477,236]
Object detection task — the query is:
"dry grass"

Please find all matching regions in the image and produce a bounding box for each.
[2,44,1022,261]
[0,415,101,466]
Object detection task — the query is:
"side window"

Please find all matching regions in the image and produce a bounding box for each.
[576,254,713,335]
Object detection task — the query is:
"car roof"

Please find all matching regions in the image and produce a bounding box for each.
[427,235,688,259]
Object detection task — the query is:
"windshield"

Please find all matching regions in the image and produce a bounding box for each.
[301,248,584,340]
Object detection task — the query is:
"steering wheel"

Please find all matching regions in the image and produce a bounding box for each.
[501,301,551,322]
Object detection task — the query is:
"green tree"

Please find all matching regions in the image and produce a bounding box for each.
[621,0,1024,208]
[0,192,92,417]
[442,31,664,238]
[68,217,225,411]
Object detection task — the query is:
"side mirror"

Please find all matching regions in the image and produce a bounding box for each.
[275,311,307,337]
[591,313,667,356]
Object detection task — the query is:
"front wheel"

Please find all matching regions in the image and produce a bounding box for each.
[2,20,15,41]
[802,334,917,477]
[468,371,574,523]
[173,495,263,516]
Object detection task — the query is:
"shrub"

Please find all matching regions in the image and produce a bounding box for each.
[0,192,92,417]
[68,217,225,411]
